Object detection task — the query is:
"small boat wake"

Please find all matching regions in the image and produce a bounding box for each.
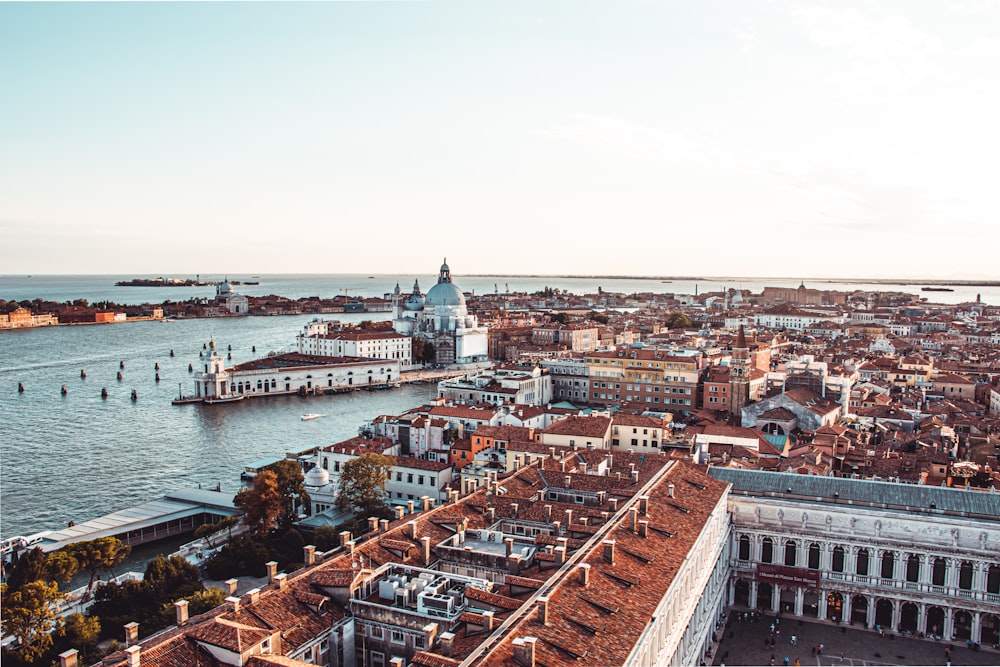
[301,413,325,421]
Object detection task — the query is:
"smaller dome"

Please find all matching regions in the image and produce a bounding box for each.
[209,339,216,349]
[404,294,425,311]
[304,467,330,487]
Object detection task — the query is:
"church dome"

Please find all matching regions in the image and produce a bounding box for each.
[425,281,465,308]
[304,466,330,487]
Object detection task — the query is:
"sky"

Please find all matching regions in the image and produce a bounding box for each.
[1,1,998,279]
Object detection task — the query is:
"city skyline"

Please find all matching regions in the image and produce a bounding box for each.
[2,1,998,279]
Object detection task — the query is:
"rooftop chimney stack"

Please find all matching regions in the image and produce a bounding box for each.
[58,649,79,667]
[639,520,649,538]
[339,531,352,548]
[603,539,616,565]
[505,537,515,556]
[483,610,495,630]
[564,508,573,525]
[439,632,456,657]
[513,637,537,667]
[175,599,189,626]
[226,596,241,613]
[486,506,496,523]
[395,506,406,521]
[246,588,261,605]
[421,536,431,564]
[275,573,288,590]
[668,483,675,498]
[408,520,419,539]
[421,496,431,511]
[389,658,405,667]
[368,517,380,532]
[537,596,549,625]
[423,622,439,649]
[544,504,552,522]
[639,495,649,516]
[511,502,519,517]
[609,498,619,511]
[125,645,141,667]
[407,500,415,514]
[380,519,390,533]
[124,622,139,645]
[578,563,591,587]
[265,561,278,583]
[630,507,639,532]
[552,519,561,536]
[631,469,639,484]
[225,578,238,595]
[304,545,316,566]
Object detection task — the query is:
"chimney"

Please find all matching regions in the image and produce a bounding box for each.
[564,475,571,488]
[423,622,438,648]
[552,519,561,536]
[482,610,495,630]
[605,453,613,470]
[638,520,649,538]
[226,596,241,613]
[609,498,619,511]
[564,508,573,525]
[380,519,390,533]
[224,578,238,596]
[421,496,431,511]
[629,506,638,532]
[124,622,139,645]
[560,459,566,472]
[175,599,189,626]
[544,504,552,522]
[303,544,317,566]
[668,483,675,498]
[603,539,616,565]
[265,561,278,583]
[580,462,588,475]
[631,470,639,484]
[339,530,352,548]
[513,637,537,667]
[389,659,405,667]
[368,517,380,532]
[597,491,607,505]
[511,502,519,517]
[274,573,288,590]
[246,588,261,605]
[439,632,456,657]
[421,536,431,564]
[639,495,649,516]
[486,506,496,523]
[554,545,567,565]
[407,499,415,514]
[408,520,419,539]
[395,506,406,521]
[578,563,591,587]
[505,537,515,556]
[537,596,549,625]
[58,649,78,667]
[125,645,140,667]
[549,447,556,459]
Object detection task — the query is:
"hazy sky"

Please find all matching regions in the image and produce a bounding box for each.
[1,1,997,279]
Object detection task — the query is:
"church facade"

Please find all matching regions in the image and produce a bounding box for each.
[392,260,488,367]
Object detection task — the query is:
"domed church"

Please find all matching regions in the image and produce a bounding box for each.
[391,259,488,366]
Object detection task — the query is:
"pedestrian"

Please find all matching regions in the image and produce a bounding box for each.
[770,623,775,633]
[783,656,789,666]
[791,634,797,646]
[794,659,800,667]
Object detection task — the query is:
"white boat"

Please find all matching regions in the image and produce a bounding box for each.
[301,413,323,421]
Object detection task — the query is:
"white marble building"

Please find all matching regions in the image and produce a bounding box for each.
[711,468,1000,647]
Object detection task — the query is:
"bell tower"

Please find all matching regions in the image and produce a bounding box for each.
[729,325,751,417]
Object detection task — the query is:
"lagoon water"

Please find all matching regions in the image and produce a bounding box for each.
[1,273,995,540]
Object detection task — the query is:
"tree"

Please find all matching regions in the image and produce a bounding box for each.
[0,580,66,662]
[66,537,131,591]
[193,515,238,548]
[56,613,102,664]
[4,548,48,593]
[421,340,436,364]
[336,453,394,516]
[590,311,609,324]
[46,549,81,584]
[143,555,202,603]
[666,312,693,329]
[270,459,310,524]
[234,469,284,538]
[312,524,340,551]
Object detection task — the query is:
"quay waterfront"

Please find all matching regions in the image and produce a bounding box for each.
[0,310,439,540]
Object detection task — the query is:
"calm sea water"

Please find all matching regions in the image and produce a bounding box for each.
[1,274,995,541]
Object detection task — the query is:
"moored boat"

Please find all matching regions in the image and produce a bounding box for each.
[301,413,323,421]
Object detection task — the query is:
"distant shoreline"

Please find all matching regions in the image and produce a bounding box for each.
[464,274,1000,287]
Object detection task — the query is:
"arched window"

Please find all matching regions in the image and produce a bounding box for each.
[784,540,797,567]
[906,555,920,583]
[857,548,870,576]
[832,546,845,573]
[959,561,973,590]
[988,565,1000,594]
[761,537,774,564]
[881,551,895,579]
[933,557,947,586]
[738,535,751,561]
[808,543,820,570]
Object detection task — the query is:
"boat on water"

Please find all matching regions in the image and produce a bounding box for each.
[921,286,954,292]
[203,395,246,405]
[301,413,323,421]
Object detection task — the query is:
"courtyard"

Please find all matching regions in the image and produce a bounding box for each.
[711,612,1000,667]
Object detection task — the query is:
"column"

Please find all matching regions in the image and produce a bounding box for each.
[818,590,828,621]
[821,542,832,572]
[918,603,927,635]
[847,547,858,577]
[772,585,781,614]
[946,558,959,589]
[973,562,985,598]
[750,579,758,610]
[794,587,804,616]
[727,578,736,606]
[920,555,932,586]
[867,597,876,629]
[891,600,901,633]
[944,608,955,640]
[843,595,852,624]
[972,611,982,644]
